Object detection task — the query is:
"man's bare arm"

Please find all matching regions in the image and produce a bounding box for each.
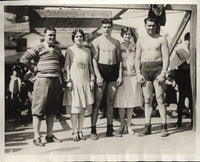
[135,38,142,74]
[135,38,146,83]
[161,37,170,75]
[91,41,104,86]
[91,42,101,79]
[116,41,123,86]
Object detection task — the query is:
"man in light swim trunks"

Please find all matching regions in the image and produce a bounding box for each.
[135,17,170,137]
[90,18,123,140]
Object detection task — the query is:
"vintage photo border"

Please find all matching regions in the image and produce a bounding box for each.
[1,0,200,161]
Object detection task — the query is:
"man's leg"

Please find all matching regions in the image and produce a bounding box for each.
[143,81,154,124]
[106,81,122,137]
[32,115,44,146]
[45,78,63,143]
[174,70,185,127]
[138,81,153,136]
[154,80,169,137]
[46,115,54,137]
[91,82,106,140]
[33,115,42,139]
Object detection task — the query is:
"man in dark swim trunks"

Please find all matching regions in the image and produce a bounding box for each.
[90,18,123,140]
[135,17,170,137]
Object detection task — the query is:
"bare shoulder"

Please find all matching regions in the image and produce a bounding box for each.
[93,36,101,45]
[111,37,120,46]
[65,46,73,55]
[83,46,91,54]
[159,35,167,43]
[136,36,142,45]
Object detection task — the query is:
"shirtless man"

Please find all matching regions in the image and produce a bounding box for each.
[90,18,123,140]
[135,17,169,137]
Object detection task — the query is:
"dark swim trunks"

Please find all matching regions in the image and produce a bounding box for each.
[98,63,119,82]
[141,61,163,82]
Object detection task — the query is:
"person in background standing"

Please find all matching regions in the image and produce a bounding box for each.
[169,32,192,127]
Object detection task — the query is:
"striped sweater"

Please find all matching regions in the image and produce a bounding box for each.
[20,42,64,77]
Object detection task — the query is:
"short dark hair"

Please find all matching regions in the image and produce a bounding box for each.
[120,27,134,38]
[144,17,157,24]
[101,18,113,27]
[184,32,190,41]
[44,26,56,33]
[71,29,85,42]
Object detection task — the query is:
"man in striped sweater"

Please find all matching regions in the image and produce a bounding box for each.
[20,26,64,146]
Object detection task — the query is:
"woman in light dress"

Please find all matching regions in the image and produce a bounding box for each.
[114,27,143,135]
[63,29,95,141]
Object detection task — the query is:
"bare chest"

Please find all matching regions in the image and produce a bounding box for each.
[141,37,161,51]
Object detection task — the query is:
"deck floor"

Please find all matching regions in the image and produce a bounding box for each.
[4,108,199,161]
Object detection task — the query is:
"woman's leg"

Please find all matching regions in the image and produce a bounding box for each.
[127,108,134,135]
[78,109,86,132]
[71,113,78,133]
[118,108,126,133]
[78,108,86,140]
[71,113,79,141]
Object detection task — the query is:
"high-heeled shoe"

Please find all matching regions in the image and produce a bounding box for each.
[72,132,79,141]
[117,126,125,134]
[78,132,86,140]
[127,126,135,135]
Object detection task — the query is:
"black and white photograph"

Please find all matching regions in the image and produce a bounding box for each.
[1,0,200,161]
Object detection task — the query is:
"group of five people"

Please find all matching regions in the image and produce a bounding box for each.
[20,17,187,146]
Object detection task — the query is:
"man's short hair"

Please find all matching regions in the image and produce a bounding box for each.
[144,17,157,24]
[101,18,113,27]
[44,26,56,33]
[184,32,190,41]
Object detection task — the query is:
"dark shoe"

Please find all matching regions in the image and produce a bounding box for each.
[72,132,79,141]
[78,132,86,140]
[138,124,151,137]
[45,135,63,143]
[175,122,182,128]
[90,133,98,140]
[107,131,122,137]
[173,120,182,128]
[161,124,169,137]
[106,124,122,137]
[33,137,45,146]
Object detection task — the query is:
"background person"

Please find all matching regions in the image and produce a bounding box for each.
[169,32,192,127]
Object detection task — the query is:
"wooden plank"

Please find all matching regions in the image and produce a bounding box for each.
[30,18,103,28]
[169,11,191,55]
[112,9,128,20]
[61,4,192,10]
[165,4,193,11]
[35,9,112,18]
[190,5,197,131]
